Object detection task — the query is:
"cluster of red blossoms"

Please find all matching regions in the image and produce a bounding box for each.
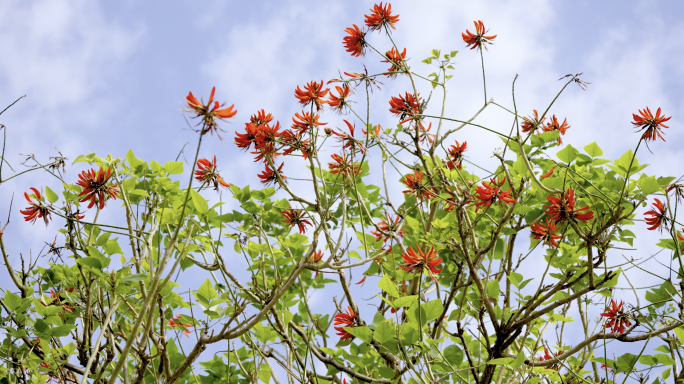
[194,155,230,190]
[473,177,516,212]
[521,110,571,143]
[529,188,594,247]
[538,348,563,370]
[334,306,357,340]
[281,209,313,234]
[168,314,193,337]
[600,299,632,334]
[400,245,443,281]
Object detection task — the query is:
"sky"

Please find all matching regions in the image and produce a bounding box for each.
[1,0,684,380]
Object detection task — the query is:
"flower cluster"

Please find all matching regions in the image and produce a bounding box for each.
[370,214,406,243]
[644,198,668,231]
[76,167,120,210]
[400,246,443,281]
[600,299,631,334]
[544,188,593,223]
[445,141,467,170]
[281,209,312,234]
[334,306,357,340]
[194,156,230,190]
[168,314,193,337]
[462,20,496,50]
[401,170,435,202]
[473,177,516,212]
[185,87,237,136]
[20,188,51,226]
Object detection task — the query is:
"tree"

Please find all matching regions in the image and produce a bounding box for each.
[1,3,683,383]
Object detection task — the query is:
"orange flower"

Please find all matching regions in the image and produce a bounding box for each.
[521,110,545,135]
[332,120,366,154]
[168,314,192,337]
[291,111,327,134]
[281,209,312,234]
[400,246,443,280]
[343,24,367,57]
[370,214,406,243]
[364,2,399,31]
[294,80,329,111]
[445,141,467,170]
[677,230,684,251]
[76,167,119,210]
[382,47,407,78]
[418,122,435,144]
[644,198,668,231]
[326,85,352,114]
[310,250,323,277]
[538,348,563,370]
[544,189,593,223]
[20,188,51,225]
[194,156,230,190]
[235,123,260,151]
[251,121,285,163]
[530,218,562,247]
[401,170,435,202]
[600,299,631,334]
[462,20,497,50]
[250,109,274,125]
[281,130,312,160]
[334,306,357,340]
[543,115,570,144]
[258,163,286,187]
[328,153,361,181]
[540,168,555,178]
[632,107,670,142]
[362,124,381,137]
[389,92,421,123]
[185,87,237,136]
[473,178,516,211]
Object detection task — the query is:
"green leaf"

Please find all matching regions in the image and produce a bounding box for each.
[584,142,603,157]
[50,324,77,337]
[637,174,661,195]
[4,290,21,311]
[401,324,419,345]
[258,368,271,384]
[444,345,464,365]
[374,322,395,344]
[378,274,400,298]
[487,281,500,299]
[392,296,417,308]
[190,189,209,214]
[673,326,684,343]
[511,352,526,369]
[556,144,579,163]
[44,186,59,204]
[345,326,373,344]
[76,257,103,270]
[198,279,219,301]
[34,319,48,334]
[508,272,523,288]
[420,299,444,324]
[488,357,514,365]
[164,162,184,175]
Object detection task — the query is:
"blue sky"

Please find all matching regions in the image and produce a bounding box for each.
[2,0,684,377]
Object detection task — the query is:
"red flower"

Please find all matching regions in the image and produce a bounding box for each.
[473,178,516,212]
[235,122,260,151]
[521,110,545,135]
[334,306,357,340]
[281,130,312,160]
[76,167,119,210]
[389,92,421,123]
[343,24,367,57]
[328,153,361,181]
[418,122,435,144]
[677,230,684,251]
[632,107,670,142]
[544,189,593,223]
[43,289,75,314]
[401,170,435,202]
[281,209,312,234]
[363,124,381,137]
[543,115,571,144]
[400,246,443,280]
[20,188,51,225]
[258,163,286,187]
[294,80,329,111]
[382,47,407,78]
[168,314,192,337]
[530,218,562,247]
[364,2,399,31]
[445,141,467,169]
[462,20,497,50]
[332,120,366,154]
[600,299,631,334]
[326,85,352,114]
[310,250,323,263]
[250,109,274,125]
[540,168,555,178]
[291,111,327,134]
[194,156,230,190]
[370,214,406,242]
[538,348,563,370]
[253,121,285,163]
[644,198,668,231]
[185,87,237,136]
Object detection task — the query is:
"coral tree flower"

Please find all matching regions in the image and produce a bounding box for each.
[644,198,668,231]
[185,87,237,135]
[462,20,497,50]
[20,188,52,225]
[250,109,274,125]
[332,120,366,154]
[326,85,352,114]
[389,92,421,124]
[168,314,192,337]
[382,47,407,78]
[530,218,562,247]
[401,246,443,280]
[334,306,357,340]
[343,24,367,57]
[253,121,284,162]
[521,110,545,134]
[401,170,435,202]
[294,81,329,111]
[258,163,286,187]
[600,299,632,334]
[76,167,119,210]
[473,178,516,212]
[538,349,563,370]
[194,156,230,190]
[632,107,670,142]
[328,153,361,181]
[281,209,312,234]
[235,123,260,151]
[364,2,399,31]
[281,130,312,159]
[371,214,406,243]
[292,111,327,133]
[544,189,593,223]
[310,250,323,277]
[543,115,571,144]
[445,141,467,170]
